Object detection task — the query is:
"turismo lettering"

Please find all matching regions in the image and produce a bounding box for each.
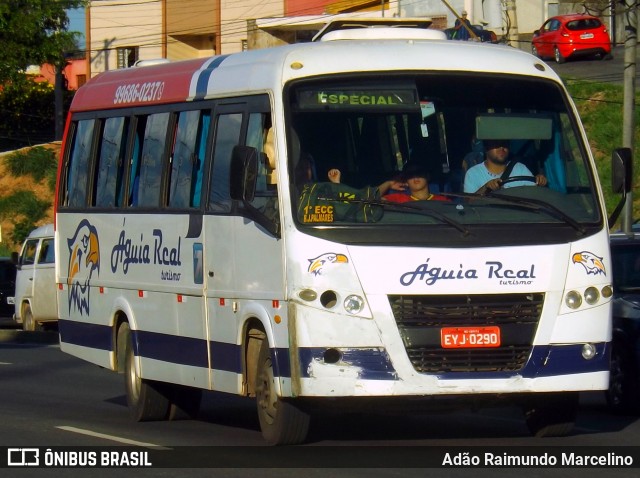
[400,259,536,286]
[111,229,182,274]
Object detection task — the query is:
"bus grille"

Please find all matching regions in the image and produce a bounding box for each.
[388,293,544,373]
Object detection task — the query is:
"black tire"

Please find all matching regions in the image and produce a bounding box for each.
[531,45,540,59]
[523,392,578,437]
[167,385,203,420]
[255,338,310,445]
[22,304,41,332]
[606,342,640,415]
[122,323,170,421]
[554,46,565,64]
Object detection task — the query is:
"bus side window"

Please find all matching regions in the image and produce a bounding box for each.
[245,113,279,222]
[192,112,210,207]
[169,110,201,209]
[128,120,144,206]
[67,119,95,207]
[95,116,128,207]
[209,113,242,212]
[138,112,170,207]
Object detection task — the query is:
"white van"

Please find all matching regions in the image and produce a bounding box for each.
[14,224,57,331]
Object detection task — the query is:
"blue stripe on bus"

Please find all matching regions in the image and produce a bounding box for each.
[522,342,610,377]
[59,319,112,351]
[298,347,398,381]
[59,323,605,382]
[194,55,229,100]
[135,330,209,369]
[437,343,610,380]
[209,340,242,374]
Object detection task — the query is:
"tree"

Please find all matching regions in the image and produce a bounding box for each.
[0,0,86,85]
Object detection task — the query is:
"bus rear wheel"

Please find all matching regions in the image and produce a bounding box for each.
[523,392,578,437]
[122,323,170,421]
[255,338,310,445]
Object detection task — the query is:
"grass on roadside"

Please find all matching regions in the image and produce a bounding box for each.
[563,76,640,226]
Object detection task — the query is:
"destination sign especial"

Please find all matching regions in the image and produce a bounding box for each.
[297,89,417,109]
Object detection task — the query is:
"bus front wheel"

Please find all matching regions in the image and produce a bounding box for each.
[22,304,41,332]
[122,323,170,421]
[523,392,578,437]
[255,338,310,445]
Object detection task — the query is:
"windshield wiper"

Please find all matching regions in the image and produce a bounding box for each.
[316,196,470,236]
[473,191,587,235]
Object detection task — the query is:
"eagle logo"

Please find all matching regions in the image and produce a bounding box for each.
[307,252,348,276]
[572,251,606,276]
[67,219,101,315]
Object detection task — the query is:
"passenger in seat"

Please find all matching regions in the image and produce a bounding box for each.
[328,162,449,202]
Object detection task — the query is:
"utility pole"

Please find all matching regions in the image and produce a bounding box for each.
[54,62,65,141]
[505,0,519,48]
[621,0,637,232]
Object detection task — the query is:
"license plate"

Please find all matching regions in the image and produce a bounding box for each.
[441,326,501,348]
[580,33,594,39]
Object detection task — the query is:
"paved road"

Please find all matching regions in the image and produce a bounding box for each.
[542,45,638,84]
[1,336,640,476]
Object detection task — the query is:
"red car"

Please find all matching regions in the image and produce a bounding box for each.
[532,14,612,63]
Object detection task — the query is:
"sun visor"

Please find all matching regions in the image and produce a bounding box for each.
[476,114,553,140]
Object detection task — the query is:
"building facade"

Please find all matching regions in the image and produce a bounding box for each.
[87,0,283,78]
[86,0,617,78]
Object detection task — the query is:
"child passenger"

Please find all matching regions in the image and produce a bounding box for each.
[327,161,448,202]
[384,161,449,202]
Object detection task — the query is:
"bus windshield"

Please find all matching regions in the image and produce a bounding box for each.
[287,73,601,244]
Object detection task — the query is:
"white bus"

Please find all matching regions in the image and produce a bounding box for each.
[55,26,629,445]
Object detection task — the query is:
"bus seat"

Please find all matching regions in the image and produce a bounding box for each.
[543,133,567,193]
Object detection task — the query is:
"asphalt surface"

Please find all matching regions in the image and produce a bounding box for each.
[0,317,58,344]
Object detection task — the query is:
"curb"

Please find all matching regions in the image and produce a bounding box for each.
[0,329,59,345]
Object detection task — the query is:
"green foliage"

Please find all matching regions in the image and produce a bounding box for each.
[4,145,57,186]
[0,0,87,85]
[0,243,15,257]
[0,190,50,245]
[0,80,75,150]
[564,77,640,226]
[0,147,56,246]
[0,81,52,150]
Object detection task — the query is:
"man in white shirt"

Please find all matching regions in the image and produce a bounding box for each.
[463,139,548,194]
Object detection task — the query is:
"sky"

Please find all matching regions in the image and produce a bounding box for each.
[67,8,86,48]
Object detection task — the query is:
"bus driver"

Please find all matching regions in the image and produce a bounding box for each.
[463,139,548,194]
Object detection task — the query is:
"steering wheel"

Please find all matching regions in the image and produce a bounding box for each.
[501,175,537,185]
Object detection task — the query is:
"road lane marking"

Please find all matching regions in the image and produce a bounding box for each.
[56,426,172,450]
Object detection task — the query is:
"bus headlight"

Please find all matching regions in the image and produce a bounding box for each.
[584,286,600,305]
[565,290,582,309]
[601,285,613,298]
[344,295,364,314]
